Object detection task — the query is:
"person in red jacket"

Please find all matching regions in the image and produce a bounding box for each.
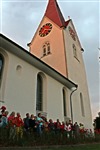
[0,106,6,115]
[60,121,65,132]
[54,119,61,134]
[8,111,16,139]
[15,112,24,140]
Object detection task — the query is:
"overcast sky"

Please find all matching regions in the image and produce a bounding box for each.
[0,0,99,119]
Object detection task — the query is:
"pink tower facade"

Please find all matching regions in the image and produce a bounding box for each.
[29,0,69,77]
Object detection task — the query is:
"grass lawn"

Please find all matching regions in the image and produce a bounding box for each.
[47,144,100,150]
[0,144,100,150]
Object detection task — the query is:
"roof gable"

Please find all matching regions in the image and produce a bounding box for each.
[45,0,66,27]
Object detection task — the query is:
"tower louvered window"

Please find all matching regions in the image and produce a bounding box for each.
[47,43,50,54]
[43,45,46,56]
[43,42,51,57]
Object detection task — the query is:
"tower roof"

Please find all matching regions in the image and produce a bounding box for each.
[45,0,66,27]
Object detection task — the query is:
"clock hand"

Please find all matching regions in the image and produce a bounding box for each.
[43,29,51,33]
[41,28,45,33]
[44,28,51,31]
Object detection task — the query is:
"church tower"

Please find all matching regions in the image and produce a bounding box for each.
[29,0,68,77]
[29,0,92,127]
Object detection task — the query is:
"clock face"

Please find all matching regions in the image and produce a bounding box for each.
[39,23,52,37]
[68,26,76,41]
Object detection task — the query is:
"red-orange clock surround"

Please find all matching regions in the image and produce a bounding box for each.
[39,23,52,37]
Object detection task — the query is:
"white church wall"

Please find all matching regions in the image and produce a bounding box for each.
[1,49,70,121]
[2,50,38,117]
[46,75,64,121]
[0,42,93,129]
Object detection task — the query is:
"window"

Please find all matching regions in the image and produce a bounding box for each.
[42,42,51,57]
[43,45,46,56]
[80,93,85,117]
[36,74,43,111]
[36,72,47,114]
[47,43,50,54]
[63,88,67,117]
[0,54,4,85]
[72,44,77,58]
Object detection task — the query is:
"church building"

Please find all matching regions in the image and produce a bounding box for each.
[0,0,92,129]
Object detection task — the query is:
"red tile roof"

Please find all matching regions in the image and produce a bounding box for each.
[45,0,69,27]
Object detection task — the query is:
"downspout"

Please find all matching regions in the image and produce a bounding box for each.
[70,85,78,124]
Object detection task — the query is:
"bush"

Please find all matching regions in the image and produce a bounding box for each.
[0,127,100,147]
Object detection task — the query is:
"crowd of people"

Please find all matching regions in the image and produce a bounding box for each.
[0,106,93,141]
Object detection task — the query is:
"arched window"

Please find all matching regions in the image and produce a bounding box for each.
[42,42,51,57]
[80,93,85,117]
[72,44,77,58]
[63,88,67,117]
[36,74,43,111]
[0,54,4,85]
